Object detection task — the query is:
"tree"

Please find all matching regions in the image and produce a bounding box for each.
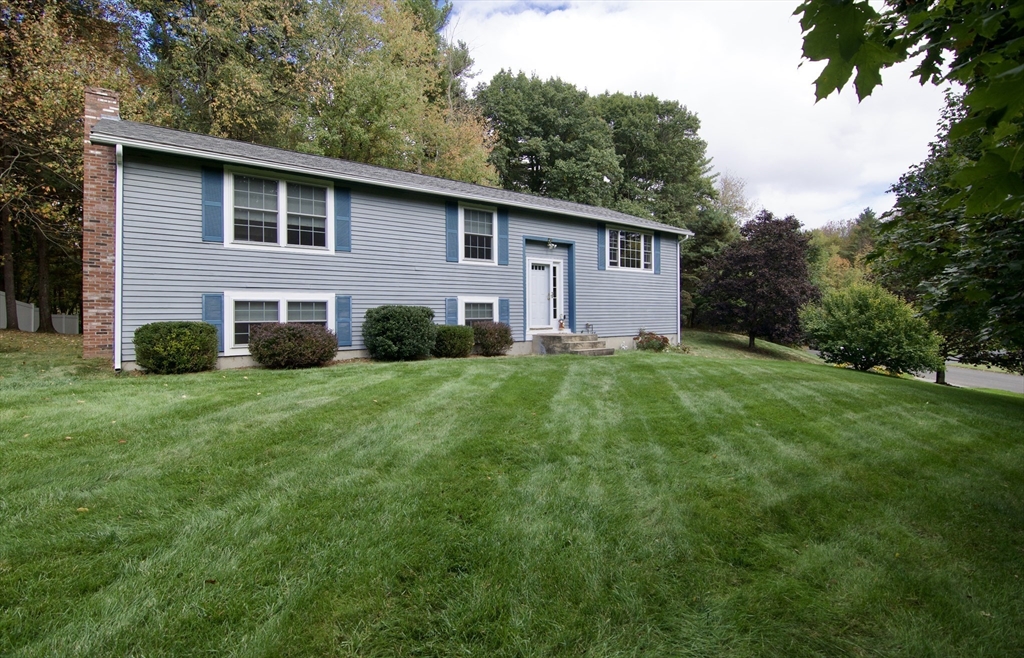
[872,92,1024,375]
[475,70,622,206]
[680,205,739,326]
[795,0,1024,217]
[699,210,818,348]
[714,173,756,223]
[592,92,714,228]
[133,0,495,184]
[801,283,943,375]
[1,0,133,331]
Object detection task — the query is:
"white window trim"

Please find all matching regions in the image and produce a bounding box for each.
[458,202,498,265]
[224,166,335,254]
[456,295,499,326]
[223,290,335,357]
[606,227,655,273]
[525,257,565,338]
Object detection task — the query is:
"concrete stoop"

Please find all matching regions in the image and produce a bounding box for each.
[533,333,615,356]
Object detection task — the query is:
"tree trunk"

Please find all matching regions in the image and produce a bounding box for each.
[35,224,54,333]
[935,368,946,385]
[748,333,755,349]
[1,205,19,331]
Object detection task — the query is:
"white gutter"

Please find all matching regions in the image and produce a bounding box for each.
[90,132,694,238]
[114,144,124,371]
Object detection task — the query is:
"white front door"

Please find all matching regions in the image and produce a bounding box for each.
[528,262,552,330]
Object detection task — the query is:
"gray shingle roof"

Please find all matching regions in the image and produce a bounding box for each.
[90,119,692,236]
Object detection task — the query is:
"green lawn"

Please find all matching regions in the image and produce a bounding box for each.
[1,331,1022,657]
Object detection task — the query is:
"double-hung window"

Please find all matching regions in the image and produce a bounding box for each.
[229,172,332,251]
[608,229,654,271]
[464,302,494,327]
[227,294,332,353]
[234,300,279,345]
[287,301,327,326]
[460,205,496,263]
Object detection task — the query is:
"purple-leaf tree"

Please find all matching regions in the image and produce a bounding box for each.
[699,210,818,348]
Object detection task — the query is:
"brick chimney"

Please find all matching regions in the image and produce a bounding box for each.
[82,87,119,361]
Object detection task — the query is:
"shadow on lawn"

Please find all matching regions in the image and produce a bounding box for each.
[681,330,822,364]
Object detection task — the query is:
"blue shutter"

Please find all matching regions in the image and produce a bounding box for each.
[445,298,458,325]
[499,298,510,326]
[335,295,352,347]
[335,188,351,252]
[202,293,224,352]
[497,208,509,265]
[597,225,606,270]
[654,233,661,274]
[445,201,459,262]
[201,167,224,243]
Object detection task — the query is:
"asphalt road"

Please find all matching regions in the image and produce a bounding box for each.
[917,364,1024,394]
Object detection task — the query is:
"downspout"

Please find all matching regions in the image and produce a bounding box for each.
[114,144,124,371]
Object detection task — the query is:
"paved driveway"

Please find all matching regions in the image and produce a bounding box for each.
[918,364,1024,394]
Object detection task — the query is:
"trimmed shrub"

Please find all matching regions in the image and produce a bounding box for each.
[248,322,337,369]
[634,329,670,351]
[362,305,437,361]
[800,283,943,375]
[473,321,514,357]
[134,321,217,374]
[432,325,475,358]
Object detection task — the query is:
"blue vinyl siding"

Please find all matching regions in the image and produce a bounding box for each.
[118,153,679,359]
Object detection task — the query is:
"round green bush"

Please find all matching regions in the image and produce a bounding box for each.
[134,321,218,374]
[473,321,514,357]
[800,283,943,375]
[248,322,338,369]
[432,324,475,358]
[362,305,438,361]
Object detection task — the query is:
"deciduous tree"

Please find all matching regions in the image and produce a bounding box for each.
[1,0,133,331]
[873,93,1023,375]
[700,210,818,348]
[795,0,1024,217]
[475,70,622,206]
[800,282,943,375]
[593,92,714,228]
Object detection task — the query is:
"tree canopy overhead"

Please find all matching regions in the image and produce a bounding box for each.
[795,0,1024,217]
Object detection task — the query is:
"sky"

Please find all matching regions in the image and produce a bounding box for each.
[449,0,950,229]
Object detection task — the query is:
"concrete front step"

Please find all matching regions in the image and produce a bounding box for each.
[569,347,616,356]
[535,333,614,356]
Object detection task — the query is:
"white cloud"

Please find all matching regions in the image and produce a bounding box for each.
[451,0,947,228]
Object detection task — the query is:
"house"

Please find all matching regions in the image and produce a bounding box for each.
[81,88,692,369]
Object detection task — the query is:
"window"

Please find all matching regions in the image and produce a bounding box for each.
[464,302,494,326]
[456,296,499,326]
[233,176,278,244]
[608,229,654,271]
[287,301,327,326]
[460,205,496,263]
[228,171,333,251]
[227,294,334,353]
[286,184,327,247]
[234,300,279,345]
